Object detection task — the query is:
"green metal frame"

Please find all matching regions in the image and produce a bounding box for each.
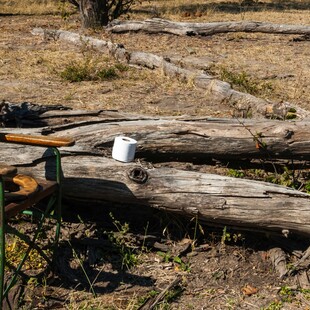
[0,147,63,309]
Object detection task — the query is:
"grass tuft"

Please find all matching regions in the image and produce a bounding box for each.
[60,61,91,82]
[217,67,273,96]
[59,59,126,82]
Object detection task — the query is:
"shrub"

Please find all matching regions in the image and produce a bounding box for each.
[60,59,124,82]
[60,62,91,82]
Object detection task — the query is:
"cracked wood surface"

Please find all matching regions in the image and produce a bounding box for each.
[1,110,310,235]
[108,18,310,37]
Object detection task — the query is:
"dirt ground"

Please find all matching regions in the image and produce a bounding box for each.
[1,0,310,309]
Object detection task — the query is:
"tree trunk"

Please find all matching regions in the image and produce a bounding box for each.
[80,0,109,28]
[108,18,310,37]
[2,107,310,236]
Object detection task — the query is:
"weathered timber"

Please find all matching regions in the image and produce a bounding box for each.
[1,113,310,235]
[31,28,310,120]
[3,111,310,162]
[0,101,154,128]
[108,18,310,37]
[15,155,310,237]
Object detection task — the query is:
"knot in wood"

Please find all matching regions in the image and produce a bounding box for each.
[284,130,294,139]
[128,167,148,184]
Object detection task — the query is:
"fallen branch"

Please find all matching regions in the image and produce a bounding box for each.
[3,105,310,161]
[139,276,182,310]
[7,152,310,237]
[31,28,310,120]
[269,248,288,279]
[108,18,310,37]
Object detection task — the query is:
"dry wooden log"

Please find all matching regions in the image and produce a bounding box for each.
[108,18,310,37]
[0,101,154,128]
[33,117,310,161]
[14,156,310,237]
[0,121,310,235]
[4,109,310,162]
[31,28,310,120]
[2,112,310,235]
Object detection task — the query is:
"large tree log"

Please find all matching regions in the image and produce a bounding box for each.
[1,110,310,235]
[2,105,310,161]
[31,28,310,120]
[12,153,310,237]
[107,18,310,37]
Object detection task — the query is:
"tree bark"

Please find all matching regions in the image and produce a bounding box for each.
[2,104,310,161]
[80,0,109,28]
[2,108,310,236]
[31,27,310,120]
[108,18,310,37]
[11,151,310,237]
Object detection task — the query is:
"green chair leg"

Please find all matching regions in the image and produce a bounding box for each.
[53,147,62,254]
[0,177,5,308]
[0,146,64,309]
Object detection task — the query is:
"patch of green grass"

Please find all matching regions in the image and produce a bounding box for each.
[217,67,273,96]
[221,226,244,245]
[265,167,299,189]
[157,251,191,272]
[304,182,310,194]
[97,67,118,80]
[60,61,91,82]
[60,59,127,82]
[262,300,283,310]
[279,286,296,303]
[114,63,129,72]
[105,213,139,270]
[228,169,245,178]
[227,166,308,192]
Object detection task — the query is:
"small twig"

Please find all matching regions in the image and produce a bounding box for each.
[243,301,260,309]
[293,245,310,270]
[139,276,182,310]
[234,116,279,176]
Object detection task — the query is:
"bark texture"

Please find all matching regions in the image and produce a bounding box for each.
[80,0,109,28]
[2,107,310,236]
[108,18,310,37]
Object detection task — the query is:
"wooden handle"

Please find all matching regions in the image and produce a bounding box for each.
[5,174,39,201]
[0,133,75,147]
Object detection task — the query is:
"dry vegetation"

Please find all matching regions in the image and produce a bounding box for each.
[0,0,309,115]
[1,0,310,309]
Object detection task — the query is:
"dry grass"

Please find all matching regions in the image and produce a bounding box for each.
[0,0,73,15]
[0,0,309,115]
[136,0,310,24]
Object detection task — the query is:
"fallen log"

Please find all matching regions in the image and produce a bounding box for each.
[1,111,310,236]
[15,155,310,237]
[31,28,310,120]
[107,18,310,37]
[2,106,310,161]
